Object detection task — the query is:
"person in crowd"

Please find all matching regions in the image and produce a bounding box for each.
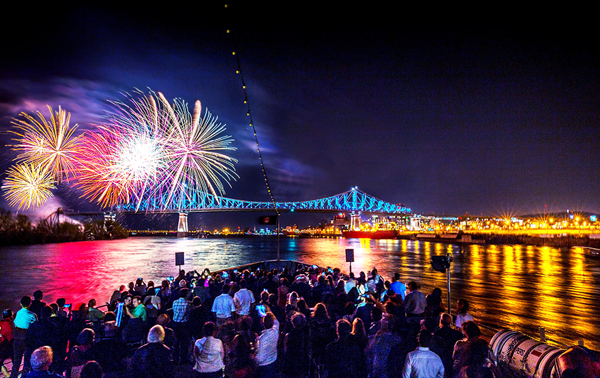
[369,306,383,336]
[283,312,309,378]
[189,296,208,340]
[132,325,173,378]
[430,313,464,378]
[404,281,426,322]
[110,285,127,306]
[255,312,279,376]
[28,291,46,319]
[290,274,311,302]
[87,299,104,323]
[390,273,406,300]
[157,280,172,308]
[402,329,444,378]
[457,337,494,378]
[228,333,255,378]
[193,322,224,378]
[26,306,59,363]
[79,361,104,378]
[0,309,14,377]
[311,275,333,306]
[453,321,483,375]
[277,278,290,308]
[126,296,147,322]
[156,314,176,355]
[366,315,404,378]
[345,272,356,294]
[455,299,474,329]
[23,346,61,378]
[309,303,335,371]
[70,328,96,378]
[212,285,236,327]
[55,299,69,318]
[89,313,128,374]
[233,280,255,317]
[172,288,192,364]
[324,319,366,378]
[12,295,38,378]
[134,278,147,296]
[350,317,369,351]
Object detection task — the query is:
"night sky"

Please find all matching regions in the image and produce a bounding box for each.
[1,4,598,229]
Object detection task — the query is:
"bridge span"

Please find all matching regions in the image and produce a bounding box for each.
[68,188,411,236]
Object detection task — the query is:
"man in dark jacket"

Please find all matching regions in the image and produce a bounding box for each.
[430,313,464,377]
[132,325,173,378]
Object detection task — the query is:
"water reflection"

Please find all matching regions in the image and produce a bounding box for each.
[0,237,598,350]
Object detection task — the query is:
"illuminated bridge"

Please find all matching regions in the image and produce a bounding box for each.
[117,187,410,215]
[115,187,411,235]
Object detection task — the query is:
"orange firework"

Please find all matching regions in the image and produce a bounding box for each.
[1,163,56,210]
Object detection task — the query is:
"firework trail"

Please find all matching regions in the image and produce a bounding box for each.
[9,105,84,183]
[2,164,56,210]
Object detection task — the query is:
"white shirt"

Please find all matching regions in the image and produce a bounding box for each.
[344,278,356,293]
[455,312,474,329]
[211,293,236,319]
[233,288,255,316]
[402,347,444,378]
[255,319,279,366]
[194,336,224,373]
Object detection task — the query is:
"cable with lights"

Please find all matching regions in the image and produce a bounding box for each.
[225,4,279,216]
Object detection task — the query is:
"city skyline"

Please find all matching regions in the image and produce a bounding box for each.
[1,5,598,229]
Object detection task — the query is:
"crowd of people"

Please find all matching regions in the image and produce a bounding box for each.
[0,264,496,378]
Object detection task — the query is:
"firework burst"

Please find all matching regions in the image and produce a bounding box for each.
[2,164,56,210]
[76,90,238,210]
[9,105,84,183]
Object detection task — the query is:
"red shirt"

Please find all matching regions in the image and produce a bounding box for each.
[0,318,14,342]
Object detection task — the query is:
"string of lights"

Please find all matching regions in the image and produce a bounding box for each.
[225,4,279,216]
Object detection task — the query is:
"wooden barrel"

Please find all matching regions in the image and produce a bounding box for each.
[489,330,563,378]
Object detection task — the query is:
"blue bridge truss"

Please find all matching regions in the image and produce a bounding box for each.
[116,187,411,215]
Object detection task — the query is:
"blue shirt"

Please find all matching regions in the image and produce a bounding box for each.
[14,308,37,329]
[390,281,406,300]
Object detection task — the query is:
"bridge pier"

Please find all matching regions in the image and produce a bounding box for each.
[177,213,189,237]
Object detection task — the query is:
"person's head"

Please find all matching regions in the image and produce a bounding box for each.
[313,303,329,320]
[147,281,154,288]
[56,298,66,308]
[49,303,58,314]
[336,319,352,339]
[222,284,230,294]
[30,346,53,371]
[440,313,452,328]
[80,360,103,378]
[418,329,432,347]
[156,313,170,326]
[33,290,43,301]
[260,291,269,303]
[291,312,306,329]
[192,296,202,307]
[457,299,470,314]
[40,305,52,319]
[352,317,365,336]
[161,280,169,289]
[103,311,116,322]
[239,279,247,289]
[77,328,96,345]
[20,295,31,308]
[263,312,276,330]
[288,291,299,305]
[203,321,217,337]
[132,296,142,307]
[119,285,126,291]
[462,321,481,339]
[178,279,187,288]
[407,281,418,291]
[179,288,189,299]
[147,325,165,343]
[124,295,132,306]
[88,299,97,308]
[3,309,13,320]
[394,272,401,282]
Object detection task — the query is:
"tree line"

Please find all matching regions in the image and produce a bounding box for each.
[0,209,129,245]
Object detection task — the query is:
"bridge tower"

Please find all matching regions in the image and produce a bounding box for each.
[350,212,361,231]
[177,213,189,237]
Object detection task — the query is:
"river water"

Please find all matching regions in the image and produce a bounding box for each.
[0,236,598,350]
